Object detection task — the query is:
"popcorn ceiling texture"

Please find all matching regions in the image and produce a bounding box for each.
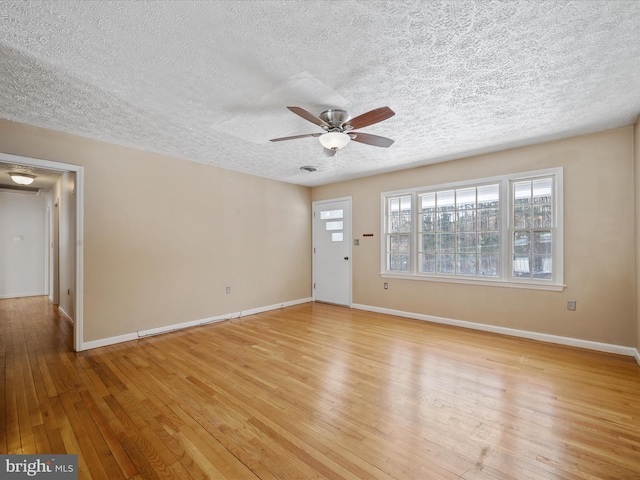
[1,0,639,186]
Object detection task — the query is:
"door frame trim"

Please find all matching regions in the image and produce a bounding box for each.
[0,151,85,352]
[312,196,352,307]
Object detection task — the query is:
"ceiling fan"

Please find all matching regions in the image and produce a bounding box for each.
[270,106,395,157]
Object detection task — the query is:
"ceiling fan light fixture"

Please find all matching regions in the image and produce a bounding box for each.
[318,131,350,150]
[10,173,36,185]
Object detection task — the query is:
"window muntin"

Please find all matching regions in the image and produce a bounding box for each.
[381,169,563,290]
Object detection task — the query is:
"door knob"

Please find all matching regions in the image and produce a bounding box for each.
[344,256,349,260]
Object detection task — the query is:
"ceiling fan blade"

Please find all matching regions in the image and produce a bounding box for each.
[287,106,330,128]
[269,133,321,142]
[349,132,394,148]
[344,106,395,130]
[323,147,337,157]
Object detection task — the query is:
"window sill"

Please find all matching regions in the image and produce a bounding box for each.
[380,272,565,291]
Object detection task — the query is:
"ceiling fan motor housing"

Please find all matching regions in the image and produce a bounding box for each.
[319,109,350,130]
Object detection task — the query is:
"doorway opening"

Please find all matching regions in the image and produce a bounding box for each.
[0,152,84,351]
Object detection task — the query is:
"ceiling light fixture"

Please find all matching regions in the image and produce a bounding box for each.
[10,173,36,185]
[318,132,350,150]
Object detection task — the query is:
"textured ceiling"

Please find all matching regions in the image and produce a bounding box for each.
[1,1,640,187]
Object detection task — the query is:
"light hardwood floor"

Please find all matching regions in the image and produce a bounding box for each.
[2,296,640,479]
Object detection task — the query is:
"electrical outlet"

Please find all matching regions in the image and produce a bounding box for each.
[384,282,388,290]
[226,286,231,294]
[567,300,576,311]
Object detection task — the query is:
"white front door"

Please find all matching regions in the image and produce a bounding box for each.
[313,198,351,306]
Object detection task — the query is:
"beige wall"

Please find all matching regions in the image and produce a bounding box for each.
[313,127,636,347]
[0,119,312,342]
[1,118,636,349]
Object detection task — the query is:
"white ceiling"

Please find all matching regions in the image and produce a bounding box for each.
[1,1,640,187]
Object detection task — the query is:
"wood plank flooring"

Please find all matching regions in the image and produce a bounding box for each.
[2,296,640,479]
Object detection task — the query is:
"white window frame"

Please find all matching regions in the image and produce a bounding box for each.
[380,168,564,291]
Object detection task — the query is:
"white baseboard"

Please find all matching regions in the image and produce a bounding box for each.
[57,306,74,325]
[352,303,638,359]
[81,297,313,351]
[0,291,46,299]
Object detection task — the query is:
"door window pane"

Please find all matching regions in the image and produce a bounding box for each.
[331,232,343,242]
[320,209,343,220]
[325,221,343,231]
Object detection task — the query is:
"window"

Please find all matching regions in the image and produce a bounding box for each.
[381,168,563,290]
[417,184,500,277]
[385,195,412,271]
[512,178,554,280]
